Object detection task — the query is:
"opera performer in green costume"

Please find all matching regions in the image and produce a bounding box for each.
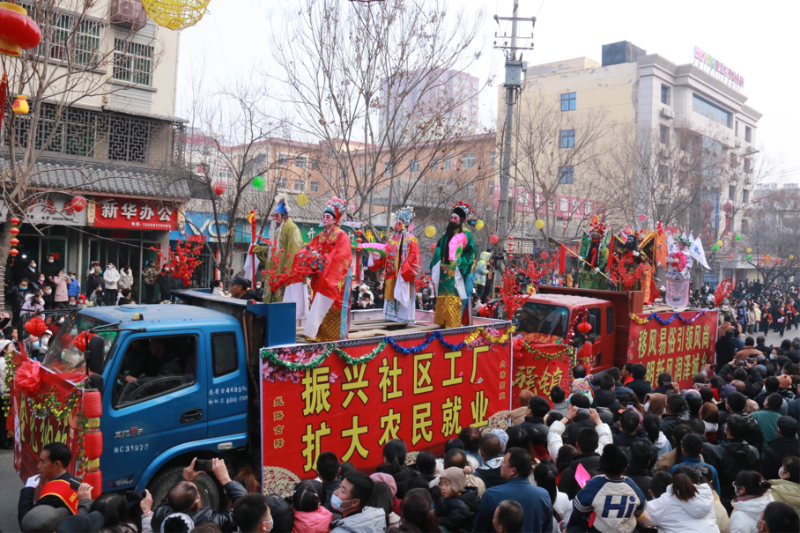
[577,216,610,290]
[430,201,476,328]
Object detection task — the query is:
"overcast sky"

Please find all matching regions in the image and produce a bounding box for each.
[176,0,799,183]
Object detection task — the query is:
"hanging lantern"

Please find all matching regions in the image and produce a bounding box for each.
[716,240,723,247]
[577,317,592,335]
[424,226,436,238]
[712,245,719,251]
[728,254,734,259]
[83,390,103,418]
[213,180,226,196]
[68,196,86,213]
[489,234,499,244]
[540,251,550,260]
[84,432,103,459]
[0,3,41,57]
[355,238,362,243]
[508,236,514,241]
[141,0,210,30]
[763,254,772,262]
[9,227,18,235]
[9,248,18,257]
[535,219,545,230]
[24,316,47,337]
[83,470,103,500]
[790,255,795,260]
[736,235,742,241]
[475,220,485,231]
[12,95,28,114]
[9,238,18,246]
[746,247,752,253]
[73,331,96,352]
[10,216,20,224]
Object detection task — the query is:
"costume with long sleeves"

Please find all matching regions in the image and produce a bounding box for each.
[368,207,421,323]
[578,218,609,290]
[253,195,308,318]
[302,198,353,342]
[665,235,693,308]
[431,202,476,328]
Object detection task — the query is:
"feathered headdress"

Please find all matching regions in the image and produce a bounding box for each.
[323,196,347,223]
[452,201,473,220]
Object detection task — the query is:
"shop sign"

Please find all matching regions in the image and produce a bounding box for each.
[493,187,604,220]
[0,194,88,226]
[91,196,180,231]
[170,212,252,243]
[694,46,744,88]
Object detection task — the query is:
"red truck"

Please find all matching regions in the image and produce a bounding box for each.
[511,287,718,404]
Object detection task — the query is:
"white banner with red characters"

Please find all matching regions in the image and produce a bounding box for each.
[90,196,181,230]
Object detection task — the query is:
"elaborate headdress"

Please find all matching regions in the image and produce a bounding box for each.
[589,215,607,239]
[676,234,692,247]
[394,206,414,228]
[274,193,289,217]
[323,196,347,223]
[452,201,473,221]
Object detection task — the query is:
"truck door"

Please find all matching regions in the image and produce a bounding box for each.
[103,332,208,490]
[588,304,615,373]
[206,331,248,438]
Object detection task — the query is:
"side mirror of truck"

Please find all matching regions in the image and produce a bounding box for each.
[87,373,104,394]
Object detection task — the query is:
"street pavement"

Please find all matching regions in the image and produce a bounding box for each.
[1,449,23,533]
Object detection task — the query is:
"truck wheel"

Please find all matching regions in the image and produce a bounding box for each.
[148,466,221,511]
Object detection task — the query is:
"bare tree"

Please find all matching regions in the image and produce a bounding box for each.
[271,0,490,236]
[741,189,800,287]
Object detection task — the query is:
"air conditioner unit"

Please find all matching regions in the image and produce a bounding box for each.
[735,138,742,148]
[660,107,674,119]
[110,0,148,31]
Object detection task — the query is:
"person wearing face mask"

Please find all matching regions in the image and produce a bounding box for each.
[6,278,31,326]
[50,269,71,309]
[767,456,800,515]
[41,284,55,310]
[158,264,174,302]
[41,253,59,288]
[20,290,45,321]
[330,472,386,533]
[67,271,80,300]
[729,471,774,533]
[23,259,39,288]
[147,458,246,533]
[87,262,104,296]
[253,281,264,301]
[103,262,120,306]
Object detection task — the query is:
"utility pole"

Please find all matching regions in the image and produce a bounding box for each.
[494,2,535,243]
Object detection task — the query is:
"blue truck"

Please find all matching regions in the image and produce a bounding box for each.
[17,288,513,507]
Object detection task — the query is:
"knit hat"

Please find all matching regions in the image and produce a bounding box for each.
[370,472,397,498]
[440,467,467,493]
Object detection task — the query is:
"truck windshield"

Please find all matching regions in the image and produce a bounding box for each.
[42,313,118,374]
[515,302,570,338]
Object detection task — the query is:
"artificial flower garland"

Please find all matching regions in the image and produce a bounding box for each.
[628,309,708,325]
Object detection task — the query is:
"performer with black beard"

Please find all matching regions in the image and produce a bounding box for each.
[577,217,609,290]
[430,201,476,328]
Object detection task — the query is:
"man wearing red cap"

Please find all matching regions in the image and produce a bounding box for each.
[431,202,476,328]
[301,197,353,342]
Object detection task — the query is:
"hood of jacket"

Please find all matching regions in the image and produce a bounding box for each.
[720,439,755,459]
[480,455,504,470]
[293,507,333,533]
[644,393,667,416]
[454,487,481,513]
[731,493,774,520]
[653,431,669,450]
[478,251,490,263]
[332,506,386,533]
[768,479,800,508]
[668,482,716,519]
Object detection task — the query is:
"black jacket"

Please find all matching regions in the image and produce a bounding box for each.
[562,414,597,447]
[755,343,772,356]
[18,472,90,527]
[612,431,641,450]
[321,479,341,507]
[558,453,601,500]
[628,380,653,403]
[376,464,418,498]
[626,466,653,500]
[713,439,761,505]
[660,414,688,447]
[763,436,800,480]
[592,389,617,408]
[715,337,737,368]
[151,480,247,533]
[474,455,506,490]
[515,416,550,438]
[6,285,29,311]
[435,487,481,532]
[87,273,104,291]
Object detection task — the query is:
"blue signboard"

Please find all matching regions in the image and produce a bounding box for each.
[170,212,254,243]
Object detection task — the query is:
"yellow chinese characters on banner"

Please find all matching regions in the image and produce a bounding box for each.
[261,332,511,481]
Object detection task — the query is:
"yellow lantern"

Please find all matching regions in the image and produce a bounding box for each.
[746,248,752,253]
[12,95,28,114]
[790,255,795,260]
[297,193,309,207]
[535,219,545,230]
[142,0,210,30]
[475,220,484,231]
[424,226,436,238]
[716,240,723,247]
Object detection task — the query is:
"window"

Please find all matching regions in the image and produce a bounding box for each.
[359,165,364,177]
[463,153,476,169]
[660,84,670,105]
[730,153,738,168]
[276,153,289,167]
[490,152,497,167]
[606,307,614,334]
[212,333,238,377]
[745,126,752,143]
[658,165,668,181]
[587,308,602,336]
[742,189,749,204]
[741,219,749,233]
[311,158,320,171]
[465,183,475,197]
[294,180,304,191]
[445,156,452,170]
[112,335,198,407]
[409,159,419,173]
[19,4,102,67]
[432,157,439,171]
[559,130,575,149]
[729,185,736,200]
[310,181,320,193]
[561,92,576,111]
[692,94,732,128]
[295,156,307,169]
[559,166,574,184]
[744,158,752,173]
[384,162,393,174]
[489,182,495,197]
[113,39,153,86]
[660,124,670,144]
[276,177,288,189]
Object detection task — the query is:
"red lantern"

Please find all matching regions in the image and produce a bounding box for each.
[577,317,592,335]
[213,180,227,196]
[356,230,363,236]
[508,254,514,259]
[9,249,18,257]
[0,3,42,57]
[728,254,734,259]
[83,470,103,499]
[68,196,86,213]
[356,238,362,243]
[9,216,20,224]
[24,316,47,337]
[83,390,103,418]
[540,251,550,260]
[9,227,19,235]
[9,238,18,246]
[508,236,514,240]
[73,331,96,352]
[84,432,103,459]
[489,234,499,245]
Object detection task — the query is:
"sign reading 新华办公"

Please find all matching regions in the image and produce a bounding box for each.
[694,46,744,88]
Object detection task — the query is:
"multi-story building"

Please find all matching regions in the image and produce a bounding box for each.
[379,69,480,139]
[2,0,189,303]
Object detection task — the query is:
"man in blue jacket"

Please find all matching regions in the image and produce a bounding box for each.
[474,447,552,533]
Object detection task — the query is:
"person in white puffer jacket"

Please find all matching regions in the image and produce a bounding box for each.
[642,465,720,533]
[729,470,775,533]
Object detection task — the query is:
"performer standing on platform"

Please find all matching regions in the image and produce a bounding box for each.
[431,201,476,328]
[368,207,421,323]
[665,234,693,308]
[302,197,353,342]
[577,217,609,290]
[253,194,308,318]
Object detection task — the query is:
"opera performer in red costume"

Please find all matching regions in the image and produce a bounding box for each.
[367,206,421,323]
[301,197,353,342]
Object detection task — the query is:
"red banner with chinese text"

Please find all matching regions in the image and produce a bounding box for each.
[511,341,576,408]
[91,196,180,230]
[13,364,83,481]
[626,311,718,390]
[259,331,511,494]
